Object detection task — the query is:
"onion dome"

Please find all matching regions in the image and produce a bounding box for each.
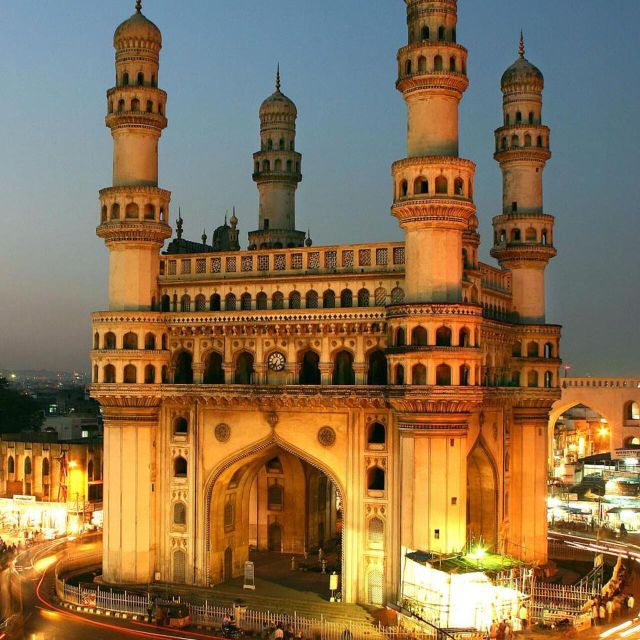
[501,32,543,90]
[260,65,297,117]
[114,1,162,48]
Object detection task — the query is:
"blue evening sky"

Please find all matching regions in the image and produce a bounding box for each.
[0,1,638,375]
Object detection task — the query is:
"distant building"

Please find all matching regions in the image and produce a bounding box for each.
[90,0,561,606]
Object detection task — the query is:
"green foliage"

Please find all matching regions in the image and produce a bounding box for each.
[0,377,44,434]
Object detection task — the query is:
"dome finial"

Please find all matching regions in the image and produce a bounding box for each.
[276,63,281,92]
[135,0,142,13]
[176,208,183,240]
[519,30,525,59]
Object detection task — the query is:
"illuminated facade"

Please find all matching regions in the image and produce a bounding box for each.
[90,1,561,605]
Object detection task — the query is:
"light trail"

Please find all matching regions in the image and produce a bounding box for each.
[601,620,633,638]
[619,623,640,638]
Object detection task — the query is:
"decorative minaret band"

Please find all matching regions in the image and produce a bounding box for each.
[491,34,556,323]
[391,0,476,303]
[96,3,171,311]
[249,68,305,250]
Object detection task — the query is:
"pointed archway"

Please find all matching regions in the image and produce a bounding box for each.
[467,438,498,551]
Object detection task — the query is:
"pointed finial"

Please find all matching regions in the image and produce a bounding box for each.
[176,208,183,240]
[202,228,208,245]
[276,64,281,92]
[519,30,525,59]
[135,0,142,13]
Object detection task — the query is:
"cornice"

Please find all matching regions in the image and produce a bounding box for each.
[385,303,483,319]
[392,156,476,172]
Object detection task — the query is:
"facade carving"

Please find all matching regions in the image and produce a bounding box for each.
[91,1,561,605]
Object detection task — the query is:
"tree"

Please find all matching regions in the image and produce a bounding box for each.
[0,377,44,434]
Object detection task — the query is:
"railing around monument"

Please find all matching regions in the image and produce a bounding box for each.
[562,377,640,389]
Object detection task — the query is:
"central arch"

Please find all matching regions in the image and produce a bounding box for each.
[467,437,498,552]
[203,436,347,596]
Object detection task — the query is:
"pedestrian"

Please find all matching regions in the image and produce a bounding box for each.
[518,605,528,631]
[489,620,498,639]
[296,631,303,640]
[599,603,606,625]
[503,619,512,640]
[606,598,613,622]
[497,620,505,640]
[628,594,635,613]
[275,623,284,640]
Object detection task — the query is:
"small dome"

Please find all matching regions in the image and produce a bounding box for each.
[260,89,297,117]
[501,56,543,89]
[114,6,162,48]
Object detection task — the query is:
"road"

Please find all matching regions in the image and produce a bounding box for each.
[4,536,224,640]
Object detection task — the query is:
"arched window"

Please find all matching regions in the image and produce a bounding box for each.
[391,287,405,304]
[131,98,140,112]
[436,326,452,347]
[434,55,443,71]
[194,294,206,311]
[438,26,446,41]
[436,364,451,386]
[123,332,138,349]
[225,293,237,311]
[87,459,94,481]
[101,205,107,222]
[396,327,406,347]
[454,178,464,196]
[511,134,519,148]
[224,501,235,529]
[413,177,428,195]
[435,176,448,194]
[418,56,427,73]
[161,295,170,312]
[122,72,129,86]
[174,350,193,384]
[400,180,408,197]
[421,26,429,40]
[395,364,405,385]
[274,159,282,172]
[181,294,191,312]
[235,352,254,384]
[267,139,273,150]
[368,422,386,446]
[449,56,456,72]
[332,289,351,309]
[123,364,137,384]
[104,364,116,383]
[524,134,532,147]
[203,352,224,384]
[24,456,32,476]
[174,417,188,435]
[511,371,521,387]
[527,342,539,358]
[117,99,125,113]
[516,111,522,124]
[374,287,387,306]
[367,466,385,492]
[146,100,153,113]
[262,160,270,172]
[627,402,640,421]
[544,371,553,388]
[527,371,539,387]
[42,457,50,477]
[7,456,14,474]
[512,341,522,357]
[510,228,521,242]
[412,364,427,385]
[367,351,388,385]
[299,350,321,385]
[268,484,284,510]
[141,333,155,351]
[210,293,221,311]
[174,456,188,478]
[289,290,301,309]
[333,350,355,385]
[173,502,187,525]
[459,328,470,347]
[279,138,285,150]
[528,112,535,124]
[251,292,266,310]
[125,202,139,219]
[323,290,336,308]
[537,136,543,148]
[405,59,412,75]
[144,365,155,384]
[306,290,318,309]
[460,365,470,386]
[525,227,537,242]
[357,288,370,307]
[544,343,554,359]
[368,517,384,549]
[412,326,428,346]
[137,72,145,85]
[272,291,284,310]
[286,159,292,172]
[240,293,252,311]
[501,137,507,151]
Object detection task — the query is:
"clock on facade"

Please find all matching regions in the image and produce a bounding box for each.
[267,352,286,371]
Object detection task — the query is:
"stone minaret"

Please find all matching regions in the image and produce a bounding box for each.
[97,0,171,311]
[491,34,556,324]
[392,0,476,303]
[249,68,306,250]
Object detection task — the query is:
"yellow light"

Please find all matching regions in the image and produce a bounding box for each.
[598,426,609,437]
[468,546,486,560]
[68,460,78,469]
[34,555,57,572]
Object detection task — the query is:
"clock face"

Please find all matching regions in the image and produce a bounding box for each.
[268,352,286,372]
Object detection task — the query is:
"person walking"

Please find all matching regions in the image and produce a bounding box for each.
[518,605,528,631]
[606,598,614,622]
[628,594,635,614]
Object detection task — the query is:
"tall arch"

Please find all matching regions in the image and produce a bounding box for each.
[467,438,498,551]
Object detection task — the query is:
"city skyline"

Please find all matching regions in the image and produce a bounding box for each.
[0,0,638,375]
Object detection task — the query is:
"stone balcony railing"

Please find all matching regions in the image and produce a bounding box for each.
[562,377,640,389]
[160,241,406,281]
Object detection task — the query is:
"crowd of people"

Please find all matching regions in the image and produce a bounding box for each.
[0,536,19,567]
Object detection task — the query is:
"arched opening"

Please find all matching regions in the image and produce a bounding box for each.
[181,294,191,312]
[395,364,405,385]
[195,294,206,311]
[454,177,464,196]
[174,417,188,436]
[524,134,532,147]
[174,456,188,478]
[122,72,129,86]
[7,456,15,474]
[271,291,284,310]
[512,341,522,357]
[459,328,470,347]
[525,227,537,242]
[103,364,116,383]
[421,26,429,40]
[240,293,252,311]
[137,72,145,85]
[412,326,428,346]
[436,326,452,347]
[340,289,353,308]
[161,295,170,312]
[299,350,321,385]
[144,365,155,384]
[24,456,32,476]
[323,290,336,309]
[204,352,224,384]
[527,342,540,358]
[396,327,406,347]
[174,502,187,526]
[435,175,448,194]
[367,466,385,492]
[544,371,553,388]
[510,228,521,242]
[235,352,255,385]
[207,445,343,592]
[467,442,498,551]
[511,134,519,148]
[400,180,408,197]
[225,293,237,311]
[527,370,539,387]
[544,343,554,359]
[367,422,386,448]
[306,290,318,309]
[146,100,153,114]
[174,350,194,384]
[367,350,388,385]
[412,364,427,386]
[332,350,355,385]
[256,292,268,311]
[131,98,140,112]
[418,56,427,73]
[436,364,451,386]
[405,60,412,75]
[460,365,470,386]
[434,55,443,71]
[357,288,370,307]
[368,517,384,548]
[289,291,301,309]
[125,203,139,219]
[42,458,50,478]
[122,332,138,350]
[101,205,107,222]
[210,294,221,311]
[413,176,429,195]
[123,364,137,384]
[144,333,156,350]
[627,402,640,421]
[438,26,445,41]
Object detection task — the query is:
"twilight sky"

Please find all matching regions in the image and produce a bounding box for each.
[0,0,638,376]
